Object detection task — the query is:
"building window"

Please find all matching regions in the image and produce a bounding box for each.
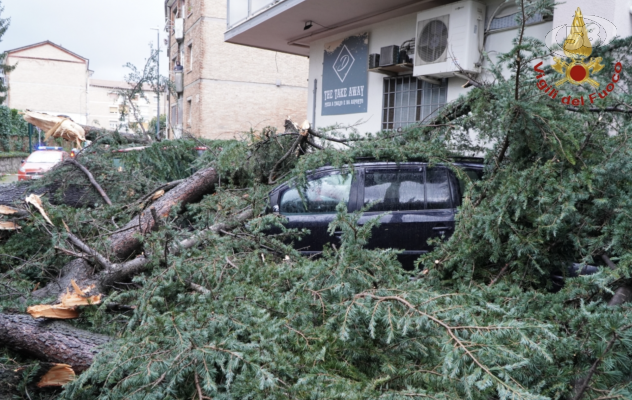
[382,76,447,130]
[171,104,178,126]
[487,12,544,32]
[188,43,193,71]
[109,121,118,129]
[187,98,192,127]
[109,106,118,114]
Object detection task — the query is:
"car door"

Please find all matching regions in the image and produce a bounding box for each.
[358,165,456,259]
[275,169,358,255]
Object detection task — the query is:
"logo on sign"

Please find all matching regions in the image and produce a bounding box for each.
[534,7,622,106]
[333,45,355,83]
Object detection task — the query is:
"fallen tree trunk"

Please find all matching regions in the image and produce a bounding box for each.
[82,124,151,144]
[109,166,219,260]
[0,314,110,372]
[0,181,100,208]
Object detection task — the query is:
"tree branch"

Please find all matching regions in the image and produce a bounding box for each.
[64,159,112,206]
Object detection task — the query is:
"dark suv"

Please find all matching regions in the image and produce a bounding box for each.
[269,161,484,262]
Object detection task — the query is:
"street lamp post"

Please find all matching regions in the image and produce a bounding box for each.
[151,27,160,140]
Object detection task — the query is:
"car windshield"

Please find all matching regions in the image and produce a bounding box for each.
[27,151,63,163]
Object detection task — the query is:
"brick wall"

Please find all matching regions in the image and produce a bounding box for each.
[167,0,309,139]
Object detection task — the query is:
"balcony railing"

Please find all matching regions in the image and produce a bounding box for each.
[227,0,283,29]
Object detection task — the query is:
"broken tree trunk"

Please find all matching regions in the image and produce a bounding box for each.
[0,314,110,372]
[109,166,219,260]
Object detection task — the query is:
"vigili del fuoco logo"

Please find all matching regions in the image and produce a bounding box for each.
[534,7,621,106]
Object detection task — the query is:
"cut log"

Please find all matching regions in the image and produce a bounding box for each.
[109,167,219,260]
[0,313,110,372]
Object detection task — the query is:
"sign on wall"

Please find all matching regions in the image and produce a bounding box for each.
[322,32,369,116]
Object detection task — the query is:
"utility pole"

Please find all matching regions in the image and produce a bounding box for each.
[151,27,160,140]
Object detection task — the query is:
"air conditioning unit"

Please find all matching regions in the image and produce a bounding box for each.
[379,45,399,67]
[174,18,184,42]
[413,0,484,78]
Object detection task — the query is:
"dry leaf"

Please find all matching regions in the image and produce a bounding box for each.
[37,364,75,387]
[25,194,53,225]
[0,221,19,230]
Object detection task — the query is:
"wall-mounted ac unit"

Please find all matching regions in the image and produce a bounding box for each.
[413,0,484,78]
[175,18,184,42]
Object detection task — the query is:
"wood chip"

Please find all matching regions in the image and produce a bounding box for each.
[25,194,53,225]
[37,364,76,387]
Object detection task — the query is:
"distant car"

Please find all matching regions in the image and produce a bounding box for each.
[268,160,484,266]
[17,147,70,181]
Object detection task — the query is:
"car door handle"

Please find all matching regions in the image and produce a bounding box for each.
[432,226,453,231]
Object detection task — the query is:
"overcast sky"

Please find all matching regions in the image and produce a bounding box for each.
[1,0,169,81]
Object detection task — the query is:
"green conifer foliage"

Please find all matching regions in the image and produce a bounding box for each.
[7,1,632,398]
[0,1,13,105]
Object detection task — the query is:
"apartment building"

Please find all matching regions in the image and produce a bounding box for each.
[89,79,165,133]
[164,0,309,139]
[5,41,91,124]
[224,0,632,134]
[3,41,164,133]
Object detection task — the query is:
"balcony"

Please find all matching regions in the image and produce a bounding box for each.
[225,0,454,56]
[227,0,284,29]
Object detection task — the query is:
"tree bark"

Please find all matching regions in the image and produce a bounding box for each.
[0,314,110,372]
[0,181,99,208]
[109,167,219,261]
[81,124,151,144]
[0,182,44,206]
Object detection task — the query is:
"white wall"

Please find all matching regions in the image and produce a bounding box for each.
[305,1,564,135]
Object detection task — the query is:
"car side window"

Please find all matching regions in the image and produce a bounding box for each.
[426,168,452,209]
[279,172,352,214]
[364,169,425,211]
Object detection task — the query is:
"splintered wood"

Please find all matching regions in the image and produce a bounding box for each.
[22,111,86,147]
[0,221,19,230]
[0,205,20,215]
[37,364,76,387]
[25,194,53,225]
[27,280,101,319]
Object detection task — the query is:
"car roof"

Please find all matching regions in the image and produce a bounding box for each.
[269,160,484,195]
